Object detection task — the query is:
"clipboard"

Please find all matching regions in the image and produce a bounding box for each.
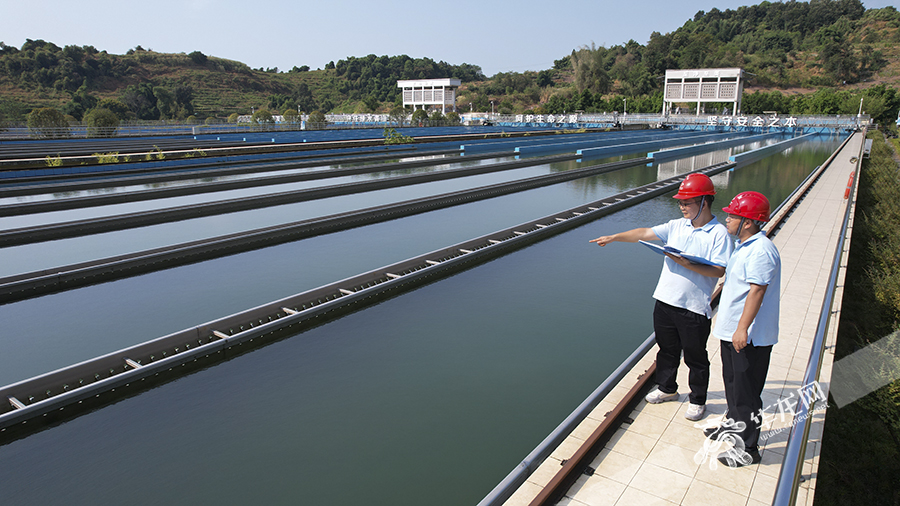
[639,240,725,267]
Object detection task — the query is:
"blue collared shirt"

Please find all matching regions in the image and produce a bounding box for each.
[713,231,781,346]
[651,217,732,318]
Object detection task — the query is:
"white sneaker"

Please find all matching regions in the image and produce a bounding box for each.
[685,403,706,421]
[645,388,678,404]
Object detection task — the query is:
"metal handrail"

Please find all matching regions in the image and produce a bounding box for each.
[476,334,657,506]
[771,132,862,505]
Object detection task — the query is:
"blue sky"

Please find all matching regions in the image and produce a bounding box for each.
[1,0,895,77]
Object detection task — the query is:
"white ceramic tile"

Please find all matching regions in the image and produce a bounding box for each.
[567,473,627,506]
[645,440,701,478]
[628,462,693,504]
[590,448,643,485]
[603,428,657,460]
[613,486,678,506]
[682,479,749,506]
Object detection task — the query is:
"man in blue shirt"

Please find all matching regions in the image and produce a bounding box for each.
[591,174,732,421]
[708,191,781,467]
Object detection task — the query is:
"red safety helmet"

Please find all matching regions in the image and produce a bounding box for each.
[673,173,716,199]
[722,191,771,222]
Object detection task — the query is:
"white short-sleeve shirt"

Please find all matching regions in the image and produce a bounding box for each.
[651,217,733,318]
[712,231,781,346]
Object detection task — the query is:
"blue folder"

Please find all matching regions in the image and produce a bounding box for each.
[639,240,725,267]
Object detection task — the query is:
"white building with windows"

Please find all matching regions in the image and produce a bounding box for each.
[397,78,461,114]
[663,68,745,116]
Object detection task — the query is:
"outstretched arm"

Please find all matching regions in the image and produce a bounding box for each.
[590,227,658,246]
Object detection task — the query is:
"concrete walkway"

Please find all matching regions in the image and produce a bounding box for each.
[504,130,864,506]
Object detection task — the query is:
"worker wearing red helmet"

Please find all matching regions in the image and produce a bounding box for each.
[591,173,732,422]
[707,191,781,468]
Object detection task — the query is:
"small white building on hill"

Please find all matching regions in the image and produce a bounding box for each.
[397,78,461,113]
[663,68,745,116]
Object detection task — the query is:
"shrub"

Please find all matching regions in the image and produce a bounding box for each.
[252,109,275,124]
[45,154,63,167]
[306,110,326,130]
[92,152,120,164]
[383,127,413,144]
[84,108,119,137]
[282,108,299,124]
[27,107,69,139]
[411,109,429,125]
[388,106,409,127]
[145,145,165,161]
[227,113,239,123]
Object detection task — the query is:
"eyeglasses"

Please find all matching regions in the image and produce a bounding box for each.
[678,199,701,208]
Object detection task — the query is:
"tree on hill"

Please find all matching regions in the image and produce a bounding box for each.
[363,95,380,113]
[572,45,611,95]
[174,85,195,118]
[117,82,194,120]
[96,98,130,119]
[122,83,159,120]
[154,87,176,119]
[62,84,98,120]
[333,54,484,103]
[188,51,207,65]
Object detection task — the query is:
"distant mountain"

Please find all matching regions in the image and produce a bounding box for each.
[1,0,898,123]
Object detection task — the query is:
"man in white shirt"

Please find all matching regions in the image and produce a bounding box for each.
[591,173,732,421]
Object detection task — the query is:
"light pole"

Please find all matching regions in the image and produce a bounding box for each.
[623,98,627,116]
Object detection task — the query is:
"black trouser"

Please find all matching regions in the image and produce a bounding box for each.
[720,340,772,452]
[652,300,711,405]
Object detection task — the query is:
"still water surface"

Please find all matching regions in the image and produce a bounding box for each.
[0,136,842,505]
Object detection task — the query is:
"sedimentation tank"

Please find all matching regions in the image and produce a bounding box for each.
[0,129,843,505]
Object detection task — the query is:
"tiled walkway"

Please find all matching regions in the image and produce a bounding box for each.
[504,131,864,506]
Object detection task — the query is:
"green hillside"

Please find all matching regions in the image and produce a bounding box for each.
[1,0,899,126]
